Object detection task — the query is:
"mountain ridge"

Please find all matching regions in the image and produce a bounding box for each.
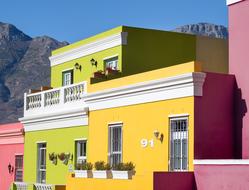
[0,22,228,124]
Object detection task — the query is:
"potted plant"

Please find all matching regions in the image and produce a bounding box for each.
[105,67,120,75]
[58,152,71,165]
[93,70,105,78]
[112,162,135,179]
[48,152,57,165]
[74,162,93,178]
[93,161,111,179]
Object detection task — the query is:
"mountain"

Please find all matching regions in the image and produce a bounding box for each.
[0,22,228,124]
[0,22,68,124]
[173,23,228,39]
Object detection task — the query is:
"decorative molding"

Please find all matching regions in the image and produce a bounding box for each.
[194,159,249,165]
[168,113,189,118]
[227,0,244,5]
[20,107,88,132]
[0,128,23,137]
[84,72,206,111]
[49,32,128,66]
[74,138,87,141]
[0,137,24,145]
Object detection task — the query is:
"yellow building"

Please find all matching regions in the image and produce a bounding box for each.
[20,26,233,190]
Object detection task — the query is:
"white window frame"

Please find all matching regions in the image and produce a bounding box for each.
[169,117,188,172]
[104,56,118,70]
[62,69,73,86]
[108,123,123,166]
[14,154,23,182]
[75,139,87,164]
[37,143,46,184]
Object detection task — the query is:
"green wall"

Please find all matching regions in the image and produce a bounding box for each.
[23,126,88,185]
[122,26,196,76]
[51,46,122,88]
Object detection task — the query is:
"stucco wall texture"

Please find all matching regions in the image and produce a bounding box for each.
[229,0,249,158]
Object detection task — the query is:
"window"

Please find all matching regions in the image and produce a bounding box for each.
[75,140,87,164]
[104,56,118,70]
[14,155,23,182]
[108,123,122,166]
[169,117,188,171]
[37,143,46,183]
[62,70,73,86]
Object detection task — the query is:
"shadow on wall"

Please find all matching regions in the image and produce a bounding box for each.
[234,81,247,159]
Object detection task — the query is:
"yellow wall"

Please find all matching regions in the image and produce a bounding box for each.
[87,61,201,93]
[67,97,194,190]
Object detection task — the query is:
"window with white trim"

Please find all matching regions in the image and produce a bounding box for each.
[62,70,73,86]
[169,117,188,171]
[37,143,46,183]
[108,123,122,166]
[14,155,23,182]
[104,56,118,70]
[75,140,87,164]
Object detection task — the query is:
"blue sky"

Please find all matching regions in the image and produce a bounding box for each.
[0,0,228,43]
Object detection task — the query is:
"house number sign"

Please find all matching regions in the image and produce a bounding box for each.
[141,139,154,148]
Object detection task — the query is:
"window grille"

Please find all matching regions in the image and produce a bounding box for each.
[15,155,23,182]
[76,140,87,164]
[169,117,188,171]
[37,143,46,183]
[108,123,122,167]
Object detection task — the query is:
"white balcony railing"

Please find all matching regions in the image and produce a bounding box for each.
[14,182,28,190]
[34,183,53,190]
[24,82,87,116]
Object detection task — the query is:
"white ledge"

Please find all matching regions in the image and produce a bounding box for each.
[227,0,244,5]
[49,32,128,66]
[194,159,249,165]
[84,72,206,111]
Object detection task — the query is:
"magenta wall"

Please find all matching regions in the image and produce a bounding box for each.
[229,0,249,158]
[194,73,235,159]
[195,164,249,190]
[0,123,24,190]
[154,172,196,190]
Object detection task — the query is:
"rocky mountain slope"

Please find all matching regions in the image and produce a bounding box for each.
[0,22,228,124]
[0,22,68,123]
[174,23,228,39]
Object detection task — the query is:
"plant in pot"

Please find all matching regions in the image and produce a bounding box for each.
[93,70,105,79]
[93,161,111,179]
[105,67,120,76]
[58,152,71,165]
[74,162,93,178]
[48,152,57,165]
[112,162,135,179]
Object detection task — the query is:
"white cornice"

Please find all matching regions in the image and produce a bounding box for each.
[49,32,128,66]
[84,72,206,111]
[194,159,249,165]
[20,107,88,132]
[227,0,244,5]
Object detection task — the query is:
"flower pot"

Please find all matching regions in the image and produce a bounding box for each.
[74,170,93,178]
[112,170,133,179]
[92,170,107,179]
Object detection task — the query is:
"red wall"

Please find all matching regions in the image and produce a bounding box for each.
[195,164,249,190]
[229,0,249,158]
[194,73,235,159]
[154,172,196,190]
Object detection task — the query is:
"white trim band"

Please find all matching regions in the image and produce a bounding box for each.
[227,0,244,5]
[49,32,128,66]
[20,108,88,132]
[194,159,249,165]
[84,72,206,111]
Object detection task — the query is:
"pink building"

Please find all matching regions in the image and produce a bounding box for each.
[0,123,24,190]
[228,0,249,159]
